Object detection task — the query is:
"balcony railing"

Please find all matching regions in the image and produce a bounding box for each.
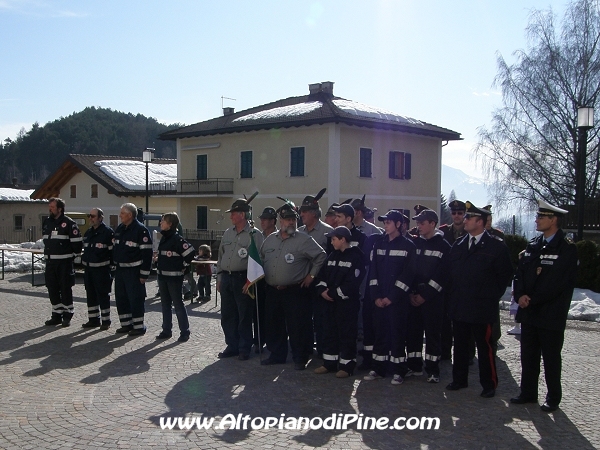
[563,200,600,231]
[149,178,234,196]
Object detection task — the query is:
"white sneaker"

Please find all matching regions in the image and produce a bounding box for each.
[507,326,521,335]
[427,373,440,383]
[363,370,382,381]
[405,369,423,377]
[391,374,404,385]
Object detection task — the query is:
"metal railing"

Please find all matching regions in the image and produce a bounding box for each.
[182,229,225,242]
[0,226,40,245]
[149,178,234,195]
[563,200,600,231]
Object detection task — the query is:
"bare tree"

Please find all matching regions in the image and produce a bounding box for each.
[474,0,600,208]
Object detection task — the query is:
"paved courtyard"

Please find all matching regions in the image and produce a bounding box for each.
[0,272,598,449]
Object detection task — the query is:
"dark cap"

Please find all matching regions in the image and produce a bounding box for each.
[332,204,355,218]
[277,203,299,219]
[351,194,367,212]
[225,191,258,213]
[364,207,376,220]
[537,199,568,217]
[413,204,429,214]
[449,200,466,211]
[482,205,493,214]
[299,188,326,212]
[225,198,251,213]
[377,210,405,223]
[259,207,277,220]
[325,226,352,241]
[413,209,439,223]
[325,203,339,216]
[464,201,490,218]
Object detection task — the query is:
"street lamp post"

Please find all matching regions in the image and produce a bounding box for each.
[143,148,155,215]
[576,107,594,241]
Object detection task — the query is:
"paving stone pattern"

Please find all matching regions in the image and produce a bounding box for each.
[0,272,598,449]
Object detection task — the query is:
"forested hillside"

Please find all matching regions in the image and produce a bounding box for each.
[0,107,183,184]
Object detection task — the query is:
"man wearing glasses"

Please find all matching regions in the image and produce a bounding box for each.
[445,201,512,398]
[510,200,577,412]
[81,208,114,330]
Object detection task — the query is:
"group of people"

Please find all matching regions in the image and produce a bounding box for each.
[42,198,194,342]
[39,190,578,414]
[216,191,578,413]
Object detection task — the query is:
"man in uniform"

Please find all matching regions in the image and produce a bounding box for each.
[112,203,153,336]
[260,200,326,370]
[81,208,114,330]
[352,195,383,237]
[439,199,468,360]
[331,204,367,251]
[298,188,334,358]
[259,207,278,238]
[483,205,505,239]
[408,204,429,238]
[42,197,83,327]
[510,200,578,412]
[363,210,416,385]
[406,209,450,383]
[445,201,513,398]
[216,194,264,360]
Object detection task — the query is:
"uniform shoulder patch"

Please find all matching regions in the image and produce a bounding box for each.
[492,235,503,241]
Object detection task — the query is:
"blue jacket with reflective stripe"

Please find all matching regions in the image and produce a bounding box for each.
[82,222,114,266]
[156,229,195,276]
[113,219,153,278]
[42,214,83,259]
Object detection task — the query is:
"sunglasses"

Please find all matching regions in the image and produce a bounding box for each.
[451,211,465,216]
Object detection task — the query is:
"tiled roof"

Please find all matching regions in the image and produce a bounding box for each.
[159,90,461,141]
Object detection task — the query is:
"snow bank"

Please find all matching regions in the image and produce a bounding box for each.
[0,241,45,272]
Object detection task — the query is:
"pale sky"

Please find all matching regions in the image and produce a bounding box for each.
[0,0,568,179]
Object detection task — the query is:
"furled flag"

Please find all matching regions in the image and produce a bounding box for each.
[243,231,264,299]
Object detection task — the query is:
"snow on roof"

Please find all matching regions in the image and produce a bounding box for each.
[95,160,177,191]
[0,188,45,202]
[332,99,424,126]
[232,101,323,122]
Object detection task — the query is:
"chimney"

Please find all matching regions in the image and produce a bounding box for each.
[308,81,334,96]
[320,81,334,95]
[309,83,322,95]
[223,107,235,116]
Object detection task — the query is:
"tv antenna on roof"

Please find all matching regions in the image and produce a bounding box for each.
[221,96,236,109]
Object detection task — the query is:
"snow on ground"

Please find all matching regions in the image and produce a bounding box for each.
[95,160,177,191]
[0,240,45,272]
[0,188,47,202]
[500,287,600,323]
[332,99,424,126]
[232,101,323,122]
[1,241,599,323]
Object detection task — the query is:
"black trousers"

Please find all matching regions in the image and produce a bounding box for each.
[220,271,254,355]
[441,297,453,359]
[84,266,112,324]
[452,320,498,391]
[322,297,360,374]
[361,285,375,364]
[519,322,565,405]
[265,284,312,364]
[114,267,146,330]
[45,260,75,319]
[406,298,443,376]
[372,299,409,377]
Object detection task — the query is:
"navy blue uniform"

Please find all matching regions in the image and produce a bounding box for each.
[316,246,365,374]
[82,222,114,326]
[368,234,416,378]
[42,214,83,322]
[156,228,195,338]
[447,231,513,391]
[112,219,153,332]
[406,231,451,378]
[514,229,577,407]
